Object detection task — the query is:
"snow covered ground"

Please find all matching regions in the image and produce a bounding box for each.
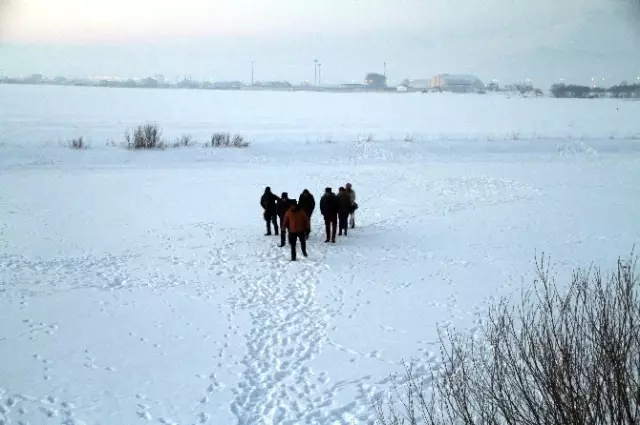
[1,85,640,425]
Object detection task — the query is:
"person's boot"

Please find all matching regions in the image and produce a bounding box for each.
[303,251,308,257]
[265,225,271,236]
[279,232,286,247]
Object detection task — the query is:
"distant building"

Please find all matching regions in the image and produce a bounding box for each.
[252,81,292,89]
[24,74,44,84]
[428,74,485,92]
[212,81,245,90]
[406,79,430,90]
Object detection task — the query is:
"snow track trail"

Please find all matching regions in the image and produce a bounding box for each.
[227,239,336,425]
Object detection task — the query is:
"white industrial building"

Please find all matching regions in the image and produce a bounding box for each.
[428,74,485,92]
[405,79,430,90]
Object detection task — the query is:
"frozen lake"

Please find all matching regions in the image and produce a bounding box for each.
[1,84,639,424]
[1,84,639,149]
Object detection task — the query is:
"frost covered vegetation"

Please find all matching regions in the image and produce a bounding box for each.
[550,82,640,98]
[375,254,640,425]
[208,132,249,148]
[120,124,249,149]
[125,123,164,149]
[67,136,87,150]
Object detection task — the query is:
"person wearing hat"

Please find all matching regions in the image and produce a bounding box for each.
[276,192,296,247]
[282,200,310,261]
[298,189,316,239]
[260,186,281,236]
[319,187,339,243]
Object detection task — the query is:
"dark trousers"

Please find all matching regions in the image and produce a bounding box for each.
[264,212,278,235]
[324,215,337,242]
[279,219,287,246]
[305,211,313,239]
[338,213,349,235]
[288,232,307,260]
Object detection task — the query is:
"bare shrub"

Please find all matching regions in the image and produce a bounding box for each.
[211,132,230,147]
[375,253,640,425]
[125,123,165,149]
[404,133,414,142]
[68,137,87,150]
[357,133,375,143]
[209,132,249,148]
[232,134,249,147]
[172,134,195,148]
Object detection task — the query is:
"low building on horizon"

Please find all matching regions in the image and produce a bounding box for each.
[428,74,485,92]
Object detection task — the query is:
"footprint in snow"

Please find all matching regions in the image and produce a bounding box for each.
[137,410,152,420]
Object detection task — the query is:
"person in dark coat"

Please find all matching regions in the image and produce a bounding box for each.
[260,186,280,236]
[276,192,296,247]
[282,200,310,261]
[298,189,316,239]
[319,187,339,243]
[337,187,352,236]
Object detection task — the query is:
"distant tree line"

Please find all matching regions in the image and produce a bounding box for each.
[550,81,640,98]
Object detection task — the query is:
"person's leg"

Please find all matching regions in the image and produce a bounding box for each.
[339,214,347,235]
[288,232,297,261]
[272,214,279,236]
[342,214,348,236]
[264,212,271,235]
[306,212,312,239]
[300,233,308,257]
[331,216,337,242]
[280,221,286,247]
[324,218,331,242]
[349,211,355,229]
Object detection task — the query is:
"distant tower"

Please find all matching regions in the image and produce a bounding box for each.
[314,59,319,86]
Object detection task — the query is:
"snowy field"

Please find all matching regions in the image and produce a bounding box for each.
[1,85,640,425]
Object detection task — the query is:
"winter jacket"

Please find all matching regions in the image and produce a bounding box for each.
[346,188,356,205]
[298,192,316,216]
[260,191,279,214]
[283,206,310,234]
[320,193,339,216]
[338,192,352,215]
[276,198,296,219]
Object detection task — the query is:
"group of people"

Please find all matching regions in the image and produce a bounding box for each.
[260,183,358,261]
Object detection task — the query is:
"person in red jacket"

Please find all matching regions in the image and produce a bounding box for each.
[282,200,310,261]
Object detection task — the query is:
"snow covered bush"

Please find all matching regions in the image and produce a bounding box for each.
[209,132,249,148]
[125,123,165,149]
[374,253,640,425]
[357,133,374,143]
[68,137,87,149]
[172,134,195,148]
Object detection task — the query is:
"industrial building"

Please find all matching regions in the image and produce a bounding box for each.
[428,74,485,92]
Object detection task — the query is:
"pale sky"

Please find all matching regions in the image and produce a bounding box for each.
[1,0,639,86]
